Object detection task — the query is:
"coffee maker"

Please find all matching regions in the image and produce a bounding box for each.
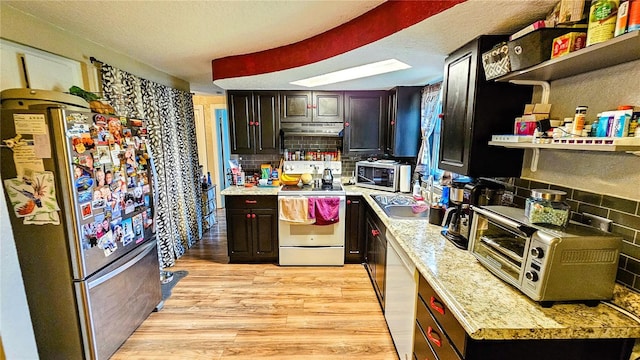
[460,178,505,241]
[441,180,469,249]
[442,178,505,249]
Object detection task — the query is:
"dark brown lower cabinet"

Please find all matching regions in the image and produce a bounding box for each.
[345,196,365,263]
[414,275,634,360]
[364,204,386,309]
[225,195,277,263]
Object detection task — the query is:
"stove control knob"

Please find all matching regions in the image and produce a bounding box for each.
[530,247,544,259]
[525,271,539,282]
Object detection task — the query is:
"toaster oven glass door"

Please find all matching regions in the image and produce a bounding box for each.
[470,210,531,287]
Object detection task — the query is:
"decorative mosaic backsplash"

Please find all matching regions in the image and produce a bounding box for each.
[509,178,640,293]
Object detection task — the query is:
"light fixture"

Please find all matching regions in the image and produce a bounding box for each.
[290,59,411,87]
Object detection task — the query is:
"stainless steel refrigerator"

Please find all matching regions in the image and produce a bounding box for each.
[1,89,162,359]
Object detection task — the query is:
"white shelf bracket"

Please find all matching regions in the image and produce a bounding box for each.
[509,80,551,104]
[530,148,540,172]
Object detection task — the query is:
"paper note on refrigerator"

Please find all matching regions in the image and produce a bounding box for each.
[13,145,45,179]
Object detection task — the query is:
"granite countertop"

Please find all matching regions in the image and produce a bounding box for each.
[220,184,280,196]
[220,184,640,342]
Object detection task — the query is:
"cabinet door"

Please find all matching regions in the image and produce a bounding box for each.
[252,209,278,260]
[385,90,397,155]
[227,91,255,154]
[313,91,343,122]
[344,91,386,155]
[374,233,386,308]
[439,49,473,174]
[280,91,312,122]
[254,91,280,154]
[389,86,422,157]
[345,196,365,263]
[226,208,252,258]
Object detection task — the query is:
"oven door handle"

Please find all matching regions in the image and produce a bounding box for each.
[472,207,536,237]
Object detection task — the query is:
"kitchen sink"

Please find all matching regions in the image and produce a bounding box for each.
[370,194,429,220]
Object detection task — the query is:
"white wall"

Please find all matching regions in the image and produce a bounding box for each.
[0,181,39,359]
[522,59,640,201]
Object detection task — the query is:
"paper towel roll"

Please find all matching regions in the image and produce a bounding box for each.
[399,165,411,192]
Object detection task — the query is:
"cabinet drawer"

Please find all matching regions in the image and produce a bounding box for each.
[226,195,276,209]
[416,295,462,360]
[418,276,466,355]
[414,320,438,360]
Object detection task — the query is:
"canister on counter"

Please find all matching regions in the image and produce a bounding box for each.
[525,189,570,227]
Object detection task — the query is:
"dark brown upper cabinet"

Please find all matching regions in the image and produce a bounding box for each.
[439,35,532,178]
[227,90,280,155]
[343,91,387,155]
[386,86,422,158]
[280,91,343,123]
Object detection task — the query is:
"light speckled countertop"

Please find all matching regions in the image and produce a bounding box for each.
[221,184,640,343]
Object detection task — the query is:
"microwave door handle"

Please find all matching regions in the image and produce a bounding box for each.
[473,207,529,236]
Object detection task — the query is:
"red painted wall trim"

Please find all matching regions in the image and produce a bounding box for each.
[211,0,465,81]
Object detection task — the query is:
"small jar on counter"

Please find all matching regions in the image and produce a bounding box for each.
[524,189,570,227]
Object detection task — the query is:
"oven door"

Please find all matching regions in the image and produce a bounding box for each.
[278,195,346,266]
[469,207,532,288]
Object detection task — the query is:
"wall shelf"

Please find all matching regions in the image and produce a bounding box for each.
[489,138,640,172]
[489,137,640,152]
[497,31,640,82]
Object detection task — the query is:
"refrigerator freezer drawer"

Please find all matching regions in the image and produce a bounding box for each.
[75,240,161,360]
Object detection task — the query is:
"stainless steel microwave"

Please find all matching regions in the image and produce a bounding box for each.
[355,161,399,192]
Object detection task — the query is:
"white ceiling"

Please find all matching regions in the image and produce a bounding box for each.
[4,0,558,95]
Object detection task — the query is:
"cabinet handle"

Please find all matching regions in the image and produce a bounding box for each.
[246,214,251,219]
[438,113,444,119]
[245,200,257,204]
[255,122,259,126]
[347,200,352,205]
[345,122,350,127]
[426,326,442,348]
[252,214,256,219]
[429,296,445,315]
[371,229,380,236]
[249,121,255,126]
[390,121,395,125]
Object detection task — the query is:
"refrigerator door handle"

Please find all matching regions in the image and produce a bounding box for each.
[88,240,156,289]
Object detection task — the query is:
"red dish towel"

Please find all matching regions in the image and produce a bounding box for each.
[308,197,340,225]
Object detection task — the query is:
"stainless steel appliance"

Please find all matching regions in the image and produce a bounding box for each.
[441,180,469,249]
[355,160,400,192]
[278,161,345,266]
[1,89,161,359]
[469,205,622,304]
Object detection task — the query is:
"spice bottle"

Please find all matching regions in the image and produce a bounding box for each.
[572,106,588,136]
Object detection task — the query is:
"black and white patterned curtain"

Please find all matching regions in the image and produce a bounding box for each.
[100,63,202,268]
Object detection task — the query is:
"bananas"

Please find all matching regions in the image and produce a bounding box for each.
[280,173,301,185]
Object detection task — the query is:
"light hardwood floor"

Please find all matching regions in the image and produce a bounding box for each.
[112,209,399,359]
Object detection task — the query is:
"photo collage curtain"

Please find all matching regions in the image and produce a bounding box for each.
[100,63,202,268]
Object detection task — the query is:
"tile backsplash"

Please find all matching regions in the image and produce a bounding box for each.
[510,178,640,293]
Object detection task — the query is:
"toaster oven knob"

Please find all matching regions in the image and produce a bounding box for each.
[530,247,544,259]
[525,271,539,282]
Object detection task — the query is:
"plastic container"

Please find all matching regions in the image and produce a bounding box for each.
[572,106,588,136]
[524,189,570,227]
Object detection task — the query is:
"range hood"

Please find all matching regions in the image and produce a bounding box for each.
[280,123,343,137]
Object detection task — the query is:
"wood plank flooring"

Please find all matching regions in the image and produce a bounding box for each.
[112,210,399,359]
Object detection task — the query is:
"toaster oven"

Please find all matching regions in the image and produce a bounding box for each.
[469,205,622,304]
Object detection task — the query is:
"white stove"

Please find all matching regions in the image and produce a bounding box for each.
[277,161,345,266]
